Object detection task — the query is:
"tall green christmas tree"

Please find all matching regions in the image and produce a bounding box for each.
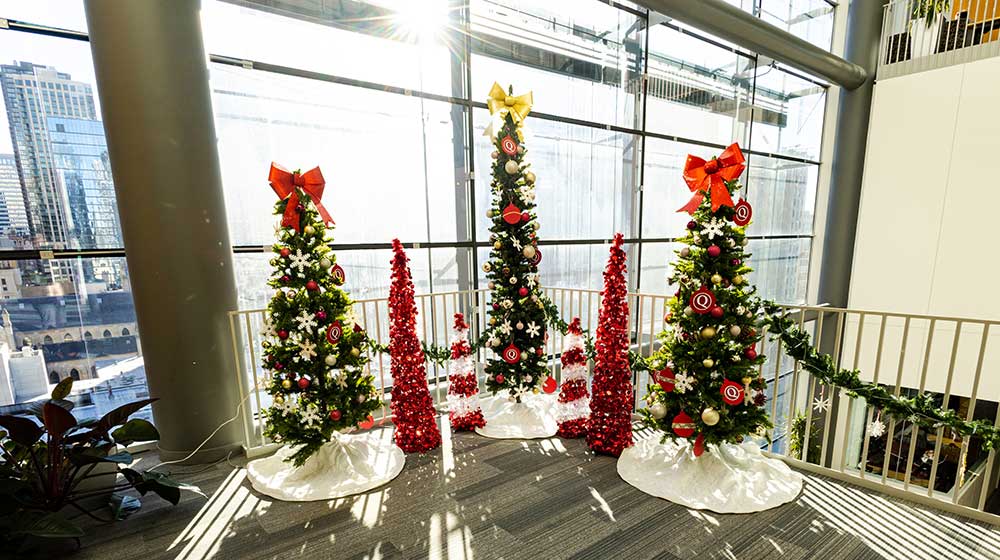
[261,163,380,466]
[640,144,770,456]
[481,83,553,402]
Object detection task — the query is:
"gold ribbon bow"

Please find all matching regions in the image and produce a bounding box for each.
[485,82,533,138]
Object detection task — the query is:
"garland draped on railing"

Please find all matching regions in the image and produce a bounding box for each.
[762,302,1000,451]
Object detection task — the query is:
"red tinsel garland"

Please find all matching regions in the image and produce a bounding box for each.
[388,240,442,452]
[587,234,634,456]
[556,317,590,438]
[447,313,486,431]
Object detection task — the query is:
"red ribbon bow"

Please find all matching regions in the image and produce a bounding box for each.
[678,143,745,214]
[268,163,334,232]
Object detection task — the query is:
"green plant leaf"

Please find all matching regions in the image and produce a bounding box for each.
[140,471,202,505]
[111,419,159,446]
[0,415,43,446]
[12,511,85,538]
[42,402,77,437]
[92,398,158,435]
[50,377,73,400]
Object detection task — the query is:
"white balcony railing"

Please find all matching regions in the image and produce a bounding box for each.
[229,288,1000,524]
[880,0,1000,79]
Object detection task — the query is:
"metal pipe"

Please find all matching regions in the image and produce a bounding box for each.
[632,0,867,89]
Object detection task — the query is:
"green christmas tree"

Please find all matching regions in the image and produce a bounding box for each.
[640,144,770,456]
[481,83,553,402]
[261,164,380,466]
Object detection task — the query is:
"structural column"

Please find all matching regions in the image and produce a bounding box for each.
[84,0,242,462]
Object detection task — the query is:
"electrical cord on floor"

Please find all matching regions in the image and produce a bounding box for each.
[148,391,253,473]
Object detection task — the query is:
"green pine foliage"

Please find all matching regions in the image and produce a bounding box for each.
[640,176,771,448]
[482,112,549,401]
[261,190,380,466]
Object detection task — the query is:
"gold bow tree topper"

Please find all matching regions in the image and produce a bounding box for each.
[485,82,533,139]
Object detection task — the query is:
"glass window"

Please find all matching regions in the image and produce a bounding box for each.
[1,0,89,33]
[746,238,811,303]
[750,67,826,161]
[759,0,835,51]
[745,155,818,237]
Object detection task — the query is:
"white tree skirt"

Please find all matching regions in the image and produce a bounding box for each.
[618,437,803,513]
[247,430,405,501]
[475,392,558,439]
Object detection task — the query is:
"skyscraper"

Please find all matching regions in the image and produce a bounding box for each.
[0,61,99,251]
[0,154,29,236]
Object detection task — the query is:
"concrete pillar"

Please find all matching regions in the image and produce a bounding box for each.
[84,0,242,462]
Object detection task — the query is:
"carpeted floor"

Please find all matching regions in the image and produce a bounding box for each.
[61,424,1000,560]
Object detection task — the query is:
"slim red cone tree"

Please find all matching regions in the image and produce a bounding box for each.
[587,233,634,456]
[447,313,486,431]
[555,317,589,438]
[388,239,442,453]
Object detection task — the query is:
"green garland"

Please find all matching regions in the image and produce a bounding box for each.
[762,302,1000,451]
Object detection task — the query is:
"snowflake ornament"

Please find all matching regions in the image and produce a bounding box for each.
[261,317,277,339]
[525,273,539,288]
[298,339,317,361]
[293,311,318,334]
[867,418,886,438]
[701,218,726,240]
[300,403,322,428]
[674,373,695,393]
[513,238,523,251]
[277,396,299,416]
[812,396,831,413]
[499,320,512,335]
[332,370,348,389]
[288,249,312,274]
[525,321,540,337]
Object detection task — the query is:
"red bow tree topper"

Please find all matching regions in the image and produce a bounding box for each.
[678,143,746,214]
[268,162,334,232]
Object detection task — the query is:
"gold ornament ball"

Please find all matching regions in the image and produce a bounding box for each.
[488,281,495,289]
[711,274,723,284]
[494,241,502,250]
[701,407,720,426]
[742,376,753,385]
[304,225,315,235]
[274,395,285,405]
[533,388,540,394]
[351,347,361,358]
[502,266,510,275]
[701,326,716,339]
[504,160,519,174]
[533,221,541,230]
[325,354,337,366]
[320,258,332,268]
[520,351,529,361]
[491,150,499,159]
[729,325,741,337]
[489,317,497,325]
[703,358,715,368]
[733,275,744,285]
[486,210,495,218]
[523,245,536,259]
[525,171,536,184]
[281,379,292,390]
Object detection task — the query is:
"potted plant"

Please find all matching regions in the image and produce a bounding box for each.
[910,0,951,58]
[0,378,197,553]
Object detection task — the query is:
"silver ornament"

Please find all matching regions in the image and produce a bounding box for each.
[701,407,720,426]
[729,325,741,337]
[325,354,337,366]
[650,402,667,419]
[504,160,519,174]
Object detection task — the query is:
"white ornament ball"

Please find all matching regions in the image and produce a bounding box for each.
[741,238,749,246]
[729,325,741,337]
[483,263,492,273]
[320,258,332,269]
[523,245,536,259]
[509,277,517,284]
[701,408,720,426]
[521,352,529,361]
[325,354,337,366]
[504,160,519,174]
[525,375,533,383]
[650,402,667,420]
[516,321,524,330]
[679,247,690,258]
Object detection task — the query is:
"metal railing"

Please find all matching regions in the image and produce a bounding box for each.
[228,289,1000,523]
[879,0,1000,79]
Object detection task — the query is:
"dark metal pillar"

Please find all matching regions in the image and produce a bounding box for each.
[84,0,243,462]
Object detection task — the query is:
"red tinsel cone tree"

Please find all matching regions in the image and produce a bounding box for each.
[555,317,589,438]
[388,239,442,453]
[447,313,486,431]
[587,233,634,456]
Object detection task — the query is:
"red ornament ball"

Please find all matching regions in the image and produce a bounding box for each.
[710,305,724,318]
[687,220,698,230]
[495,374,505,384]
[315,310,327,321]
[536,347,544,355]
[492,303,500,310]
[277,330,289,340]
[273,362,283,371]
[305,280,319,291]
[280,275,291,283]
[656,367,675,392]
[520,211,531,222]
[672,411,696,438]
[518,287,529,297]
[707,245,721,257]
[501,344,521,364]
[745,347,758,360]
[279,247,290,258]
[731,259,741,266]
[502,203,522,225]
[542,376,557,394]
[329,409,342,421]
[297,377,310,390]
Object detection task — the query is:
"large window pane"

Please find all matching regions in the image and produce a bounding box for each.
[470,0,644,128]
[750,67,826,161]
[473,108,638,242]
[760,0,835,51]
[211,63,461,247]
[0,257,148,425]
[746,155,818,237]
[646,24,755,146]
[746,238,811,304]
[1,1,88,32]
[477,241,625,291]
[202,0,457,98]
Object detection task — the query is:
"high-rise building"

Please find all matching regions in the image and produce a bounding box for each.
[0,154,29,237]
[0,61,99,251]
